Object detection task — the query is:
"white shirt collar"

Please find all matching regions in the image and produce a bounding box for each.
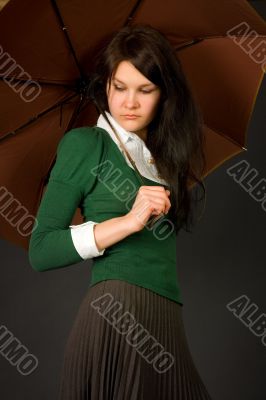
[95,111,168,186]
[96,111,145,146]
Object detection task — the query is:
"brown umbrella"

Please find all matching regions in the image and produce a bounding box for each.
[0,0,265,251]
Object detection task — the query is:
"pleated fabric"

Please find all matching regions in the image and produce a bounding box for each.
[58,280,213,400]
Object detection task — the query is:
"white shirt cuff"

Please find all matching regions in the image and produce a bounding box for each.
[69,221,105,259]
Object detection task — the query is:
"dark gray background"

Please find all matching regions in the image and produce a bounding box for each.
[1,1,265,399]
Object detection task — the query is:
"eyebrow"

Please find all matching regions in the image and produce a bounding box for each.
[113,77,154,87]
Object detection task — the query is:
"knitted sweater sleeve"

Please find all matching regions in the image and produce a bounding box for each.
[28,127,104,271]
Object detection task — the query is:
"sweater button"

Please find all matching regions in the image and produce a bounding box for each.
[148,157,155,164]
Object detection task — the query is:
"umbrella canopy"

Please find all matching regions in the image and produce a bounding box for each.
[0,0,8,9]
[0,0,265,250]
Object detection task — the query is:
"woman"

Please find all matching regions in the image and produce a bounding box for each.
[29,24,210,399]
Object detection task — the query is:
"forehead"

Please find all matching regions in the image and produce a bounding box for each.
[111,60,153,86]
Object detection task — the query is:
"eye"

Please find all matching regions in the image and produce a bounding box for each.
[140,89,152,94]
[114,84,125,91]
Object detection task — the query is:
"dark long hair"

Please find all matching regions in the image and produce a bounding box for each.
[89,24,206,234]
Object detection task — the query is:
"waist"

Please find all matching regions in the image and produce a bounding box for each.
[90,255,182,305]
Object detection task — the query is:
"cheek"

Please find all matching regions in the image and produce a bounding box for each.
[108,92,123,110]
[144,96,160,113]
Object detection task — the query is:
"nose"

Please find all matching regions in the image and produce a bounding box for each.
[124,90,139,108]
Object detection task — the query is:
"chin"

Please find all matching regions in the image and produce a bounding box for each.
[121,121,142,130]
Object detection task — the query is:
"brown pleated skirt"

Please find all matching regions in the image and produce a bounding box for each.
[58,279,213,400]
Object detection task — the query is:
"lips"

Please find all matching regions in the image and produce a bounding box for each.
[123,114,139,119]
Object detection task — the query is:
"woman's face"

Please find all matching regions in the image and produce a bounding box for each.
[106,60,161,142]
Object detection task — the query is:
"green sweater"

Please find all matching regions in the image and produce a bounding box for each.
[29,127,183,305]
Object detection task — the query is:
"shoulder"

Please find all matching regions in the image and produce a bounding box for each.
[56,126,105,154]
[55,126,109,165]
[49,126,107,186]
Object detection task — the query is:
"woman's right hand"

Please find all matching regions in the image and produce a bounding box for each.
[125,186,171,232]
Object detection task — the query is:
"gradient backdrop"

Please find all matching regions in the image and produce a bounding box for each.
[0,1,265,399]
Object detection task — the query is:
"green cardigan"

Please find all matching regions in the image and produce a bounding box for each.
[29,127,183,305]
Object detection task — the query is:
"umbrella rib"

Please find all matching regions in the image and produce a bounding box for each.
[205,123,248,150]
[0,76,74,89]
[0,92,79,142]
[175,38,204,51]
[50,0,84,78]
[125,0,144,25]
[174,33,264,51]
[65,93,87,132]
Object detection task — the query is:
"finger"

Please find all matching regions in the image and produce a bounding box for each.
[141,193,171,210]
[140,186,166,192]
